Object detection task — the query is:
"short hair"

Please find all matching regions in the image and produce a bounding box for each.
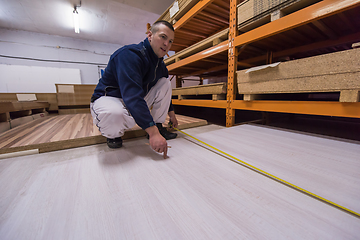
[151,20,174,34]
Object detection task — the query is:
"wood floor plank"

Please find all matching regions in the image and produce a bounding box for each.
[25,115,69,145]
[0,133,358,239]
[0,114,207,154]
[50,114,83,141]
[181,124,360,214]
[1,117,55,148]
[13,116,68,147]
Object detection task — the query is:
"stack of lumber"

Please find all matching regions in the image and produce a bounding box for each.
[237,48,360,102]
[0,114,207,155]
[164,29,228,66]
[0,99,50,133]
[172,82,227,101]
[56,84,96,114]
[237,0,321,32]
[0,93,57,111]
[157,0,199,25]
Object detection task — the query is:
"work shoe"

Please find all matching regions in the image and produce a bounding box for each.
[156,123,177,140]
[106,137,123,148]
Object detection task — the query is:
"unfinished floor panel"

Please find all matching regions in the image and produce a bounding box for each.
[0,125,359,239]
[184,124,360,213]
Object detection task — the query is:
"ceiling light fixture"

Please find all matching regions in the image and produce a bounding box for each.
[73,1,81,34]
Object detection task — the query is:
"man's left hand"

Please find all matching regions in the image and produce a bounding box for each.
[168,111,178,128]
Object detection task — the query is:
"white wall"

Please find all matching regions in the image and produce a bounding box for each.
[0,28,207,93]
[0,28,122,92]
[0,64,81,93]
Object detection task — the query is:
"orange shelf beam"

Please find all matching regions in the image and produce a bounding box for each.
[167,41,228,71]
[231,101,360,118]
[173,0,215,31]
[172,99,227,109]
[169,0,360,72]
[234,0,360,47]
[226,0,238,127]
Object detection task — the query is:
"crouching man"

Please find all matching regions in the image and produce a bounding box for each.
[90,20,178,157]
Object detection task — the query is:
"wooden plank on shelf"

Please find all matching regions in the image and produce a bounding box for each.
[167,41,228,71]
[173,0,215,30]
[172,99,227,108]
[340,90,359,103]
[172,82,227,96]
[212,94,226,101]
[234,0,360,48]
[237,0,321,32]
[0,114,207,154]
[157,0,199,24]
[237,48,360,102]
[165,29,229,65]
[352,42,360,48]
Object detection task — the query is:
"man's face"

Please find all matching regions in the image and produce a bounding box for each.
[147,24,174,58]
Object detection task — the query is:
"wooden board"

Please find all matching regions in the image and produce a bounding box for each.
[237,48,360,102]
[172,82,227,100]
[0,93,58,111]
[164,29,229,65]
[0,101,49,114]
[58,109,91,115]
[157,0,199,24]
[186,124,360,213]
[0,125,358,239]
[237,0,321,32]
[0,114,207,154]
[56,84,96,106]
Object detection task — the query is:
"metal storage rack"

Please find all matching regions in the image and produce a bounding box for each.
[164,0,360,126]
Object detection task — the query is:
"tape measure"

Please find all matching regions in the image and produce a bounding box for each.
[174,127,360,218]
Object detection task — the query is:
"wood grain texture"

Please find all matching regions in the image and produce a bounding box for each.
[237,48,360,98]
[186,124,360,214]
[0,126,359,239]
[172,82,227,96]
[0,114,207,154]
[164,29,229,65]
[157,0,198,23]
[56,84,96,106]
[237,0,320,31]
[0,93,58,111]
[0,101,49,114]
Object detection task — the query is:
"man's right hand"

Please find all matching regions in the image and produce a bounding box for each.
[145,125,168,158]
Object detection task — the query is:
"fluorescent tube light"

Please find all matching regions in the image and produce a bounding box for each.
[73,8,80,34]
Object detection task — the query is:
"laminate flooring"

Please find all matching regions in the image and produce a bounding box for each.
[0,124,359,239]
[0,114,207,154]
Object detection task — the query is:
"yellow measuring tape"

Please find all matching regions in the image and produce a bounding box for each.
[174,127,360,218]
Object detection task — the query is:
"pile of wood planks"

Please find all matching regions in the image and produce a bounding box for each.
[237,48,360,102]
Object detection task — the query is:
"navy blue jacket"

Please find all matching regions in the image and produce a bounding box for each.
[92,38,174,130]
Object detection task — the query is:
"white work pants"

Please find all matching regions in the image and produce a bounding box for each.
[90,77,172,139]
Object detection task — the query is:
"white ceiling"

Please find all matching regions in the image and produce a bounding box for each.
[0,0,176,46]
